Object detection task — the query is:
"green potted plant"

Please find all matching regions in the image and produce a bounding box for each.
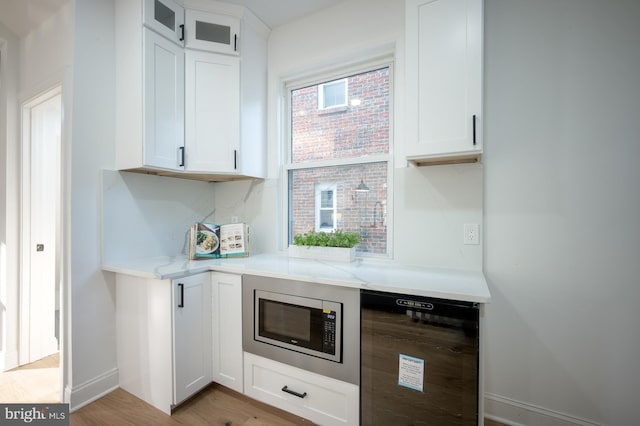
[289,230,361,262]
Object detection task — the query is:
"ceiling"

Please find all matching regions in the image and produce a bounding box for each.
[0,0,348,38]
[220,0,348,29]
[0,0,70,38]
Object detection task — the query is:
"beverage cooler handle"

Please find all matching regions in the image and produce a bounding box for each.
[178,283,184,308]
[281,386,307,399]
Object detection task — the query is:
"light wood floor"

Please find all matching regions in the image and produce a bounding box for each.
[71,383,507,425]
[1,355,507,425]
[0,353,60,403]
[71,384,313,425]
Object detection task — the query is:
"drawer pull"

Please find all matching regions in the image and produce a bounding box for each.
[281,385,307,399]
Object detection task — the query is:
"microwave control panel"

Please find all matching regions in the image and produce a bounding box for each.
[322,309,337,355]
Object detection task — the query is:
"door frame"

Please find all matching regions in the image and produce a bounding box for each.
[19,84,62,366]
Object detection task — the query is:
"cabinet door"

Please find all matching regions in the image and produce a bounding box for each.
[185,9,240,55]
[173,273,213,405]
[143,28,185,171]
[143,0,185,45]
[406,0,483,161]
[211,273,243,393]
[185,50,240,173]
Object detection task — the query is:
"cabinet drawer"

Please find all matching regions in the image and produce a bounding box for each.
[243,352,358,426]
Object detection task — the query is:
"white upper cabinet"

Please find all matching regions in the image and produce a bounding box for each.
[405,0,483,165]
[185,50,240,173]
[185,9,240,55]
[115,0,268,180]
[143,28,185,170]
[143,0,185,45]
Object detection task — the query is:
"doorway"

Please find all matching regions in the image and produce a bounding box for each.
[17,85,62,400]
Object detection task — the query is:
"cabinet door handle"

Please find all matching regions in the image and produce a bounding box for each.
[178,283,184,308]
[472,114,477,146]
[179,24,185,42]
[234,150,237,170]
[281,386,307,399]
[179,146,185,167]
[234,34,237,51]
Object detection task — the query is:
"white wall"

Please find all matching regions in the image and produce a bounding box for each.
[483,0,640,425]
[0,2,74,372]
[19,3,74,100]
[68,0,119,409]
[0,21,20,371]
[215,0,483,271]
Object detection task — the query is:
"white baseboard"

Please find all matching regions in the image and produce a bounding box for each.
[69,367,119,412]
[484,393,601,426]
[1,349,19,371]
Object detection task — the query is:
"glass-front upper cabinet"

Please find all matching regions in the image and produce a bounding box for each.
[144,0,185,46]
[185,9,240,55]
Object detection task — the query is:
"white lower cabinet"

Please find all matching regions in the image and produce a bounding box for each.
[211,272,243,393]
[116,272,212,414]
[243,352,359,426]
[173,273,213,405]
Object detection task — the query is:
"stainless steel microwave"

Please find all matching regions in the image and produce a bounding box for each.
[242,274,360,385]
[254,290,342,363]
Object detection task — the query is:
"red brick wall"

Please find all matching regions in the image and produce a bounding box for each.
[290,68,389,254]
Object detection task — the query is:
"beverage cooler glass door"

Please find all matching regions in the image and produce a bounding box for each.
[360,290,479,425]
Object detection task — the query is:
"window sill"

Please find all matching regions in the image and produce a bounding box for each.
[318,105,348,115]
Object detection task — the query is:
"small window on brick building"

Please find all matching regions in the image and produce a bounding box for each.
[316,183,337,231]
[287,64,391,256]
[318,79,347,109]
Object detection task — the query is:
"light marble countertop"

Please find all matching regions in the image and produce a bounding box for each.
[102,253,491,303]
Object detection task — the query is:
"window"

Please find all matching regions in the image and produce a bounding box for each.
[286,64,392,255]
[318,79,347,109]
[316,183,337,231]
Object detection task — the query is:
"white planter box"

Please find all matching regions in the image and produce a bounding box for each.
[288,245,356,262]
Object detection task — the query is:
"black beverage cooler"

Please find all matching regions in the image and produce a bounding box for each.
[360,290,479,425]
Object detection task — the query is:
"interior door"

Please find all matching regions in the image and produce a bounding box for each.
[20,87,62,364]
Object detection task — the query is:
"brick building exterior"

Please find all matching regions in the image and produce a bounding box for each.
[290,67,389,254]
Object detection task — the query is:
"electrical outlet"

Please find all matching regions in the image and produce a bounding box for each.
[464,224,480,245]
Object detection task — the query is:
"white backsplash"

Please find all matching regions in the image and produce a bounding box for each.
[101,170,217,263]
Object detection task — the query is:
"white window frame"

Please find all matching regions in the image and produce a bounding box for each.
[282,56,395,258]
[317,78,348,109]
[315,183,337,232]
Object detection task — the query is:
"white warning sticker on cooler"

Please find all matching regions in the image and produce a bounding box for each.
[398,353,425,392]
